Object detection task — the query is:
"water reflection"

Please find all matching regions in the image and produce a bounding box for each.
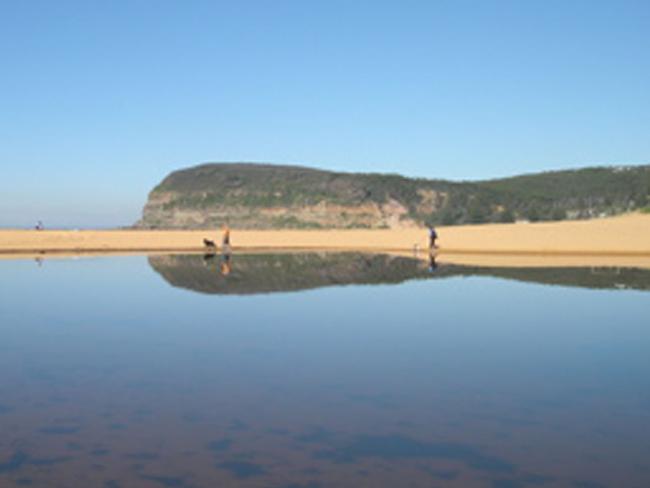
[149,252,650,295]
[202,249,232,276]
[428,252,438,272]
[1,254,649,487]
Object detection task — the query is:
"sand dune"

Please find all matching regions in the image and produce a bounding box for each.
[1,213,649,268]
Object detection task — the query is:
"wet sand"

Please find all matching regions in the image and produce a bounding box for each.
[1,213,649,268]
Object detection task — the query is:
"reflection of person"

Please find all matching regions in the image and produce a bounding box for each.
[220,251,232,276]
[428,225,438,250]
[428,252,437,273]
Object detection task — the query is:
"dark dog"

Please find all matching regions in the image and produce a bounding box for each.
[203,238,216,249]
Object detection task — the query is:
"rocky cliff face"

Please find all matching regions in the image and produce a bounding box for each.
[137,163,455,229]
[140,192,417,229]
[137,162,650,229]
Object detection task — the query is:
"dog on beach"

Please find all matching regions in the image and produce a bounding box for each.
[203,238,216,249]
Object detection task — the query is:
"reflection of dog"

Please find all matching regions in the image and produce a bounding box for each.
[203,253,216,268]
[203,238,216,249]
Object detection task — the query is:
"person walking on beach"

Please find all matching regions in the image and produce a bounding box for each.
[428,225,438,250]
[221,224,231,249]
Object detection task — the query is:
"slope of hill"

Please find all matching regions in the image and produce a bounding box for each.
[137,163,650,229]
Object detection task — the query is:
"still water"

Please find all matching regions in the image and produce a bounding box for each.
[0,253,649,487]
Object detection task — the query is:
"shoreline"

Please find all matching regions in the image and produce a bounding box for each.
[2,213,650,268]
[4,249,650,270]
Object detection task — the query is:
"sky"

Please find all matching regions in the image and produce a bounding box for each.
[1,0,649,227]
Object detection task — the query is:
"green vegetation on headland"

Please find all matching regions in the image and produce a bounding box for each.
[137,163,650,229]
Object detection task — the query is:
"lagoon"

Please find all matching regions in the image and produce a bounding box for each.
[0,254,649,487]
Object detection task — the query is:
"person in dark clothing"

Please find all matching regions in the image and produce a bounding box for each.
[428,225,438,250]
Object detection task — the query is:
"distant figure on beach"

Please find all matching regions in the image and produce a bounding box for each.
[222,224,231,249]
[428,225,438,250]
[35,221,43,231]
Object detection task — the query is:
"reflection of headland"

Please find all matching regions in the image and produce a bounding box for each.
[148,252,650,295]
[149,253,431,295]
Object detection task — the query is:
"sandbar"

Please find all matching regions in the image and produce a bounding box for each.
[1,213,649,268]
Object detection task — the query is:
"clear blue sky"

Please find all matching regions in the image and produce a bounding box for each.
[1,1,649,227]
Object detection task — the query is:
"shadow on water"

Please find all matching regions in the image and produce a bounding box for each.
[148,252,650,295]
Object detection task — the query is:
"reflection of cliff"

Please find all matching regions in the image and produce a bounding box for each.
[471,266,650,292]
[148,253,650,295]
[148,253,431,295]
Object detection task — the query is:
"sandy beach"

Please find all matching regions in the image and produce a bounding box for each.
[2,212,649,268]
